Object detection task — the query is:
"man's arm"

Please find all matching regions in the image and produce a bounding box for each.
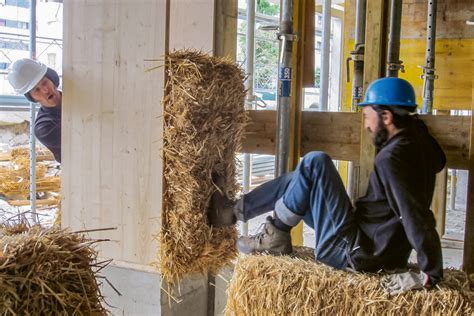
[377,156,443,285]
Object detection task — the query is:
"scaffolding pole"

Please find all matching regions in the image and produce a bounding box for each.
[29,0,38,223]
[275,0,295,176]
[319,0,331,111]
[386,0,403,77]
[421,0,438,113]
[242,0,256,236]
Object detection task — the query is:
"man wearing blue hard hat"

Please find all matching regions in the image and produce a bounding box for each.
[7,58,62,163]
[209,77,446,295]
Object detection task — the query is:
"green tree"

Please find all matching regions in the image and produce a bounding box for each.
[238,0,280,90]
[257,0,279,16]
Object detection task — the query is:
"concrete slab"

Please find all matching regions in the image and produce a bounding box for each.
[160,274,209,316]
[100,264,161,316]
[100,264,210,316]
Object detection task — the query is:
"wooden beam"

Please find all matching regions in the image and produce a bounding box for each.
[241,110,471,170]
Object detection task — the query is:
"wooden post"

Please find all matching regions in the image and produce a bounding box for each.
[431,110,450,237]
[357,0,388,197]
[463,86,474,276]
[432,169,447,236]
[289,0,306,247]
[214,0,238,59]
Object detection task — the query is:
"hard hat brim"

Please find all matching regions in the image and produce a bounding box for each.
[357,101,418,107]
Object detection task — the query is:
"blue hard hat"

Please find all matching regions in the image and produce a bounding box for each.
[358,77,417,108]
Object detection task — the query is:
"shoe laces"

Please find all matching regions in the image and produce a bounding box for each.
[253,222,270,244]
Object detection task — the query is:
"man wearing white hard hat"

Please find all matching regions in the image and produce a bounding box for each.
[7,58,62,162]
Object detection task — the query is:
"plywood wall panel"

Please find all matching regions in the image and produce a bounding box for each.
[62,0,166,266]
[169,0,215,52]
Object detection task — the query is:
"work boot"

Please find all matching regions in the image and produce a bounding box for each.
[208,191,237,227]
[237,216,292,255]
[208,176,237,227]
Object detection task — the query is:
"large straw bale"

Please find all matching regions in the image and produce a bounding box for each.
[157,50,247,284]
[0,223,108,315]
[226,248,473,315]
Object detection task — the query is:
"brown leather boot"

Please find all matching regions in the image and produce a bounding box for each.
[237,216,292,255]
[208,189,237,227]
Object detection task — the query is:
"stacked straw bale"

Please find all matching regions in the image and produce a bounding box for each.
[10,147,54,161]
[158,50,247,284]
[0,147,60,206]
[0,223,108,314]
[225,248,473,315]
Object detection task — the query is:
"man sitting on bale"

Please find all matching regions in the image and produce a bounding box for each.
[7,59,62,163]
[208,77,446,295]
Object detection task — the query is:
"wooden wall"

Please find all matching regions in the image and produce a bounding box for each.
[62,1,166,267]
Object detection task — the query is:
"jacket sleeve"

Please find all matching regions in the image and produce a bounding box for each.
[34,120,61,163]
[376,155,443,285]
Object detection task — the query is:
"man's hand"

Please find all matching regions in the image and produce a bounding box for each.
[381,271,429,295]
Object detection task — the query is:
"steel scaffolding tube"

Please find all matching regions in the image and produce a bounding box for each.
[29,0,38,223]
[319,0,331,111]
[275,0,294,176]
[242,0,256,236]
[386,0,403,77]
[421,0,438,114]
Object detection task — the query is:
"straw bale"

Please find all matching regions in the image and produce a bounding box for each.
[0,176,60,199]
[0,157,47,182]
[10,147,54,161]
[157,50,247,284]
[0,223,108,315]
[226,248,473,316]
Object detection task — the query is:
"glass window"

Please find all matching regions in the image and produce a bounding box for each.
[5,0,30,8]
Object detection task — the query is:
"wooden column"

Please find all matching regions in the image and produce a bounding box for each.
[357,0,388,197]
[62,0,166,266]
[463,85,474,276]
[169,0,215,52]
[431,110,450,237]
[214,0,238,59]
[289,0,307,247]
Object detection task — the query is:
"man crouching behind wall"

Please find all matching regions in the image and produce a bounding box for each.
[8,58,62,163]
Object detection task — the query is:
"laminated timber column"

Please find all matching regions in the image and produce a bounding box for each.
[166,2,222,316]
[357,0,388,197]
[288,0,315,246]
[62,0,166,313]
[464,76,474,276]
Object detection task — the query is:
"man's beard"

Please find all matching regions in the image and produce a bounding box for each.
[373,120,389,150]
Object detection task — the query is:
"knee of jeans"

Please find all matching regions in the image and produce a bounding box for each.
[303,151,331,167]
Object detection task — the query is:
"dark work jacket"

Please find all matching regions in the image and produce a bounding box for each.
[34,105,61,162]
[351,118,445,285]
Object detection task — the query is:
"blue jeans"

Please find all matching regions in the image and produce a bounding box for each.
[240,151,357,270]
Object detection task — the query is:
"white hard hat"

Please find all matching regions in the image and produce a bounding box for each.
[7,58,48,95]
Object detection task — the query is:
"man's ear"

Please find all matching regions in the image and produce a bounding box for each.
[382,110,393,126]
